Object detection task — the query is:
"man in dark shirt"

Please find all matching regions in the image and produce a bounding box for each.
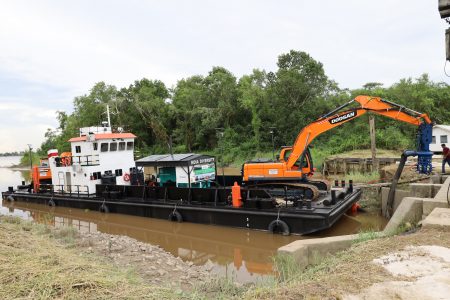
[442,143,450,173]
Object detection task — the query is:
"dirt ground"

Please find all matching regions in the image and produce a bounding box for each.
[77,231,211,290]
[345,245,450,299]
[247,227,450,299]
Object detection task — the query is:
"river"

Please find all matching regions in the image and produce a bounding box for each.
[0,156,387,283]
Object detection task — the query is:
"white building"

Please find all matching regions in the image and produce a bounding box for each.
[48,126,136,194]
[430,125,450,153]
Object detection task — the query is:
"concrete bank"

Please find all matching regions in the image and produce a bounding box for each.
[278,174,450,267]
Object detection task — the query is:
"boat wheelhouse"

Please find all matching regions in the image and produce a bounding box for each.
[47,125,137,195]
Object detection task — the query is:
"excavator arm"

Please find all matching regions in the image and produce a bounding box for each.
[285,95,433,173]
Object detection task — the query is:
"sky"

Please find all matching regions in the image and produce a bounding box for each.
[0,0,447,153]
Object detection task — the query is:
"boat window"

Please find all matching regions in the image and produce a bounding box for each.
[100,143,108,152]
[93,143,98,150]
[441,135,448,143]
[110,142,117,151]
[127,141,134,150]
[119,142,126,151]
[75,146,81,153]
[115,169,123,176]
[92,171,102,180]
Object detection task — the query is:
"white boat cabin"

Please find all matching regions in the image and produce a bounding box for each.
[48,126,136,195]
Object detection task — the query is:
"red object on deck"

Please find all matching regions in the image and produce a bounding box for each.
[231,182,242,207]
[350,202,361,214]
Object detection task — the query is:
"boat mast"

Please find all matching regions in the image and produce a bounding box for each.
[106,104,111,127]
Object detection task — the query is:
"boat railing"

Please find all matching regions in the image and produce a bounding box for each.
[72,154,100,166]
[38,184,90,198]
[56,155,100,167]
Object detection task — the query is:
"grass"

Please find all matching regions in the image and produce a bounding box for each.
[0,216,178,299]
[328,170,381,184]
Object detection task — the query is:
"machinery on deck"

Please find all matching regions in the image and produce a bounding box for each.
[242,95,433,199]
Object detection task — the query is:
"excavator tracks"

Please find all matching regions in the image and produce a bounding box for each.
[307,178,331,191]
[246,182,321,201]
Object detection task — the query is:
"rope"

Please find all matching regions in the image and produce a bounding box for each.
[276,207,281,223]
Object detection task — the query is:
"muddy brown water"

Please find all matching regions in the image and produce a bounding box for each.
[0,158,388,283]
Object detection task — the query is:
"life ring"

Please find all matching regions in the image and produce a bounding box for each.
[99,203,110,213]
[168,211,183,222]
[268,220,290,236]
[61,156,70,166]
[123,173,131,182]
[48,199,56,207]
[6,195,14,202]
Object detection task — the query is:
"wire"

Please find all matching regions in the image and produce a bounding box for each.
[444,60,450,77]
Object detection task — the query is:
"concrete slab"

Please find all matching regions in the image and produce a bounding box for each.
[384,197,423,234]
[430,174,449,184]
[433,176,450,202]
[422,198,448,216]
[381,187,410,217]
[410,183,442,198]
[278,234,357,269]
[422,208,450,229]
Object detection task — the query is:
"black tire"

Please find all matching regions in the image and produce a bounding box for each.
[6,195,14,202]
[48,199,56,207]
[268,220,290,236]
[168,211,183,222]
[99,204,110,213]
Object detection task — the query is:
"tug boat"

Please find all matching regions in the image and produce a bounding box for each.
[2,125,362,235]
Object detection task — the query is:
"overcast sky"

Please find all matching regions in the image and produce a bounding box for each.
[0,1,447,153]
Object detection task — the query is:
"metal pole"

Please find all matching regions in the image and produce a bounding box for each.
[106,104,111,127]
[27,144,33,175]
[215,128,225,187]
[269,127,275,161]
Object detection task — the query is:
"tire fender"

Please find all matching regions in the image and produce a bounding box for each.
[168,211,183,222]
[6,195,14,202]
[99,203,110,213]
[268,219,290,236]
[48,199,56,207]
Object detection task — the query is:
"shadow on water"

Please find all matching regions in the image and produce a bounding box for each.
[0,157,388,283]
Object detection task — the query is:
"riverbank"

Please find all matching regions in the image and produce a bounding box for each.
[1,214,449,299]
[0,215,213,299]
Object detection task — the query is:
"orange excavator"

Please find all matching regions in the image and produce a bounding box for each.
[242,95,433,199]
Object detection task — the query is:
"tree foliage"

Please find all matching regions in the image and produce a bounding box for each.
[37,51,450,166]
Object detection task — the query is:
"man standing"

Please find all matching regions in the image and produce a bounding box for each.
[442,143,450,174]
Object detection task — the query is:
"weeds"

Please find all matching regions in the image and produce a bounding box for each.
[328,171,381,184]
[352,230,383,244]
[0,216,176,299]
[272,254,303,283]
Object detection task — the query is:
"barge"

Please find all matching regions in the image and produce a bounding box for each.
[1,125,361,235]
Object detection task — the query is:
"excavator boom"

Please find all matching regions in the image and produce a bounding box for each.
[243,95,433,195]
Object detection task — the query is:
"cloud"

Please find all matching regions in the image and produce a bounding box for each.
[0,0,447,152]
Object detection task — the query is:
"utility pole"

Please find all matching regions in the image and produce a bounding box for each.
[369,115,377,171]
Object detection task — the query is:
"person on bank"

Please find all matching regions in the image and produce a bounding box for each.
[442,143,450,174]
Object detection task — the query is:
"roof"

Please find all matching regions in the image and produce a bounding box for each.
[434,125,450,132]
[68,133,136,142]
[136,153,215,167]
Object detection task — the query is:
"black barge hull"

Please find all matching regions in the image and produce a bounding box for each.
[2,185,361,235]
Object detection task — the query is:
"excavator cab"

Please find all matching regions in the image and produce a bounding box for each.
[280,146,313,174]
